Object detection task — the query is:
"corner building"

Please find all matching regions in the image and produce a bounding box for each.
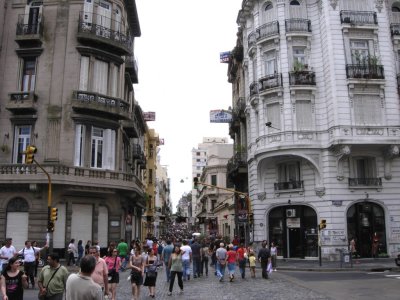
[0,0,146,253]
[236,0,400,260]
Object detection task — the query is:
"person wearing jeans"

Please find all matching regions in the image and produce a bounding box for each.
[161,240,174,283]
[200,244,210,276]
[180,240,192,281]
[215,243,227,282]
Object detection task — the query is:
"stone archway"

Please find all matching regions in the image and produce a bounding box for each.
[347,201,387,258]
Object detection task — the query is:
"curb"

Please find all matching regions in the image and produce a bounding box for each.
[274,266,400,272]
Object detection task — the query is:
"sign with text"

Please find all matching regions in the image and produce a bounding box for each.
[286,218,301,228]
[210,110,232,123]
[220,51,231,63]
[143,112,156,121]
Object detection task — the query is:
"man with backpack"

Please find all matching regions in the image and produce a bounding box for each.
[257,241,271,279]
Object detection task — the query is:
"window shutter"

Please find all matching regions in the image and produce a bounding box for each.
[79,56,90,91]
[296,100,312,130]
[103,129,115,170]
[266,103,281,132]
[354,95,381,125]
[74,124,85,167]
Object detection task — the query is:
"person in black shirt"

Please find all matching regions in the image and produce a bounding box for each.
[257,241,271,279]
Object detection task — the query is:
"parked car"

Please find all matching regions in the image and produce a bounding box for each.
[395,254,400,266]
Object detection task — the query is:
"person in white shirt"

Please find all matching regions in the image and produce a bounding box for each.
[0,238,16,272]
[180,240,192,281]
[18,240,48,289]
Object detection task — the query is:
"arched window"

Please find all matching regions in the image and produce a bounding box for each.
[392,3,400,12]
[290,0,300,5]
[265,2,273,11]
[7,197,29,212]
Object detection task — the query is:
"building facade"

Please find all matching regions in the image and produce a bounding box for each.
[0,0,147,253]
[235,0,400,259]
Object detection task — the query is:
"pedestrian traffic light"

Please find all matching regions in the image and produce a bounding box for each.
[47,220,55,232]
[319,219,327,230]
[50,207,58,221]
[193,177,199,189]
[24,145,37,164]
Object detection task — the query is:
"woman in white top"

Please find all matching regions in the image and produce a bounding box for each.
[270,242,278,271]
[67,239,77,266]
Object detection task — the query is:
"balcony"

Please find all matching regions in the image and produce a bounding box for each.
[340,11,377,26]
[256,21,279,42]
[348,178,382,187]
[132,144,143,159]
[227,151,248,179]
[121,113,140,138]
[289,71,316,86]
[285,19,311,33]
[259,73,282,94]
[390,23,400,36]
[125,56,138,84]
[274,180,304,191]
[72,90,130,120]
[0,164,144,192]
[6,91,38,113]
[15,14,43,46]
[346,64,384,79]
[77,11,131,56]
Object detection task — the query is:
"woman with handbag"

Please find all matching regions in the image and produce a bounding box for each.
[104,249,121,300]
[143,248,158,298]
[129,245,145,300]
[0,256,28,300]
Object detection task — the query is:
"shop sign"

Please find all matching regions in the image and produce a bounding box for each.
[286,217,300,228]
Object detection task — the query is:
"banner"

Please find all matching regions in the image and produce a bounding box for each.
[220,51,231,63]
[143,112,156,121]
[210,110,232,123]
[235,194,249,223]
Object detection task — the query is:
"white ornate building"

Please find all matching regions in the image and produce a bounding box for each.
[234,0,400,259]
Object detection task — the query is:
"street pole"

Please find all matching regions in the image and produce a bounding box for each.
[318,229,322,266]
[33,159,53,252]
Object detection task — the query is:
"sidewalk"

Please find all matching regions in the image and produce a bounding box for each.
[274,257,400,272]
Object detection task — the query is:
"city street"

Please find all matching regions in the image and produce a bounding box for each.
[20,265,400,300]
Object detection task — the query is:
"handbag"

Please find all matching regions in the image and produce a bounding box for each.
[108,257,118,281]
[38,266,60,300]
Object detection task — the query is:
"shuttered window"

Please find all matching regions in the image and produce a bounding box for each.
[353,95,382,125]
[266,102,281,132]
[296,100,313,130]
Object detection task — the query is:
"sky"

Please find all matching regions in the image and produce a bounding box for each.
[134,0,243,211]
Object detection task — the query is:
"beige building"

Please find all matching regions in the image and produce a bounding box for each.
[0,0,147,253]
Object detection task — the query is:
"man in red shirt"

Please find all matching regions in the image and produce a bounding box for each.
[236,243,247,279]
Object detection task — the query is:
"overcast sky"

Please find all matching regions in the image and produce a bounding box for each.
[135,0,242,211]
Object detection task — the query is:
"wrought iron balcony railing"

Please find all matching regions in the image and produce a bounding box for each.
[348,178,382,187]
[132,144,143,159]
[78,11,131,52]
[340,11,377,25]
[346,64,384,79]
[289,71,316,85]
[274,180,304,191]
[257,21,279,40]
[16,14,43,36]
[259,73,282,92]
[390,23,400,35]
[285,19,311,33]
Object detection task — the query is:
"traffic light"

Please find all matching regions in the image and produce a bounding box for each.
[319,219,327,230]
[50,207,58,222]
[47,220,55,232]
[193,177,199,189]
[24,145,37,164]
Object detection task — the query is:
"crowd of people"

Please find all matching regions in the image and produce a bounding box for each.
[0,232,278,300]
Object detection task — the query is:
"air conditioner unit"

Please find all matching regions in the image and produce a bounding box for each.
[286,209,296,218]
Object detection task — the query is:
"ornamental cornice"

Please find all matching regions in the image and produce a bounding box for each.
[375,0,384,12]
[329,0,338,10]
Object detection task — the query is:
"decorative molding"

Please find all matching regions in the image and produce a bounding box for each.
[315,187,325,197]
[329,0,338,10]
[257,192,266,201]
[375,0,384,12]
[384,145,400,180]
[332,145,351,180]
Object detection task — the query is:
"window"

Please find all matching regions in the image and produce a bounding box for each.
[21,57,36,92]
[278,162,300,183]
[296,100,313,130]
[13,125,31,164]
[293,47,306,65]
[353,95,382,125]
[265,3,273,11]
[266,103,281,132]
[149,169,153,184]
[196,152,200,156]
[149,144,154,158]
[252,58,257,82]
[290,0,300,5]
[79,56,90,91]
[264,51,276,76]
[110,64,119,97]
[75,125,115,169]
[93,59,109,95]
[211,175,217,186]
[196,159,201,162]
[197,173,201,177]
[350,40,369,64]
[355,158,376,179]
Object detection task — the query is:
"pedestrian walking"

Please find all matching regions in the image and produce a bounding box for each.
[67,239,77,266]
[236,243,247,279]
[65,255,103,300]
[0,256,28,300]
[37,253,69,300]
[85,240,91,255]
[180,240,192,281]
[143,248,159,298]
[248,252,256,278]
[216,243,227,282]
[88,246,109,298]
[258,241,271,279]
[161,240,174,282]
[349,237,357,258]
[129,245,145,300]
[167,245,184,296]
[116,239,129,272]
[226,244,237,282]
[77,240,84,266]
[104,248,121,300]
[270,242,278,271]
[190,238,201,278]
[31,241,40,281]
[200,242,210,277]
[17,240,48,289]
[0,238,16,273]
